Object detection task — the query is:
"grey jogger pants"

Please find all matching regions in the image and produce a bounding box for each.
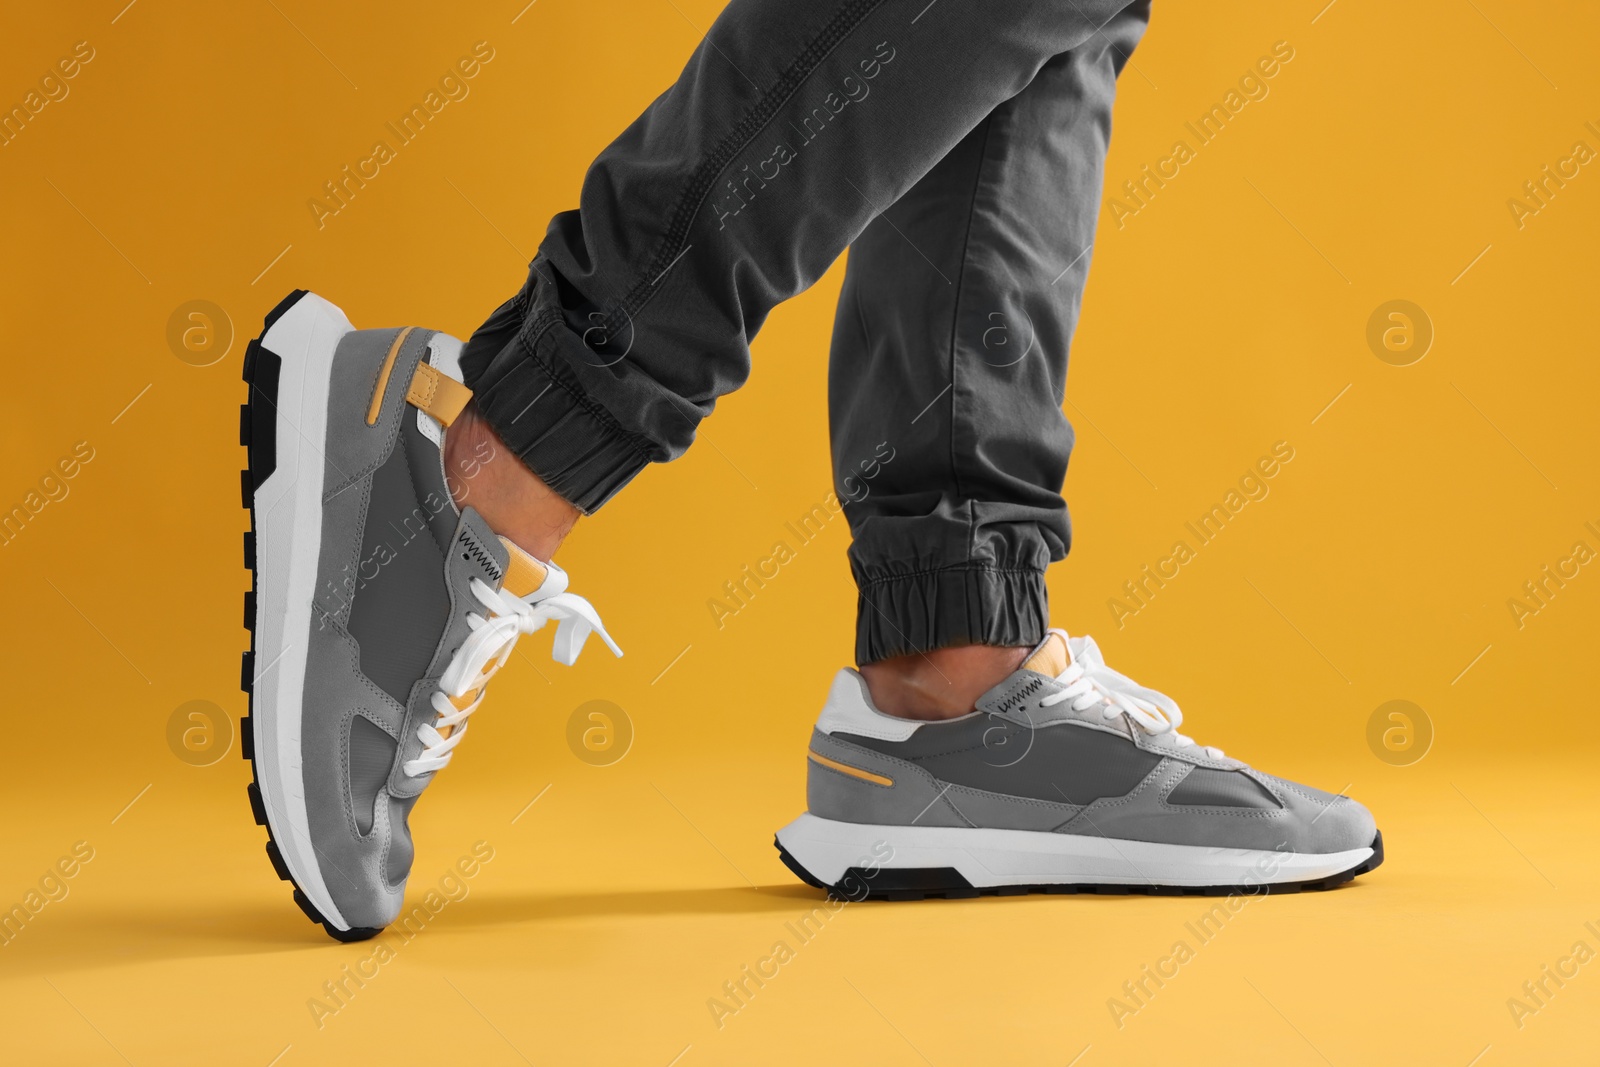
[458,0,1151,664]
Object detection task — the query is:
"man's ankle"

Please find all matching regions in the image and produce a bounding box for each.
[859,643,1031,721]
[442,401,579,561]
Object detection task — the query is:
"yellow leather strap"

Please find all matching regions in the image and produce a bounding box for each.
[406,361,473,428]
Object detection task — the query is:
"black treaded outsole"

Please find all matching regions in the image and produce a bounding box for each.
[240,289,383,945]
[775,830,1385,901]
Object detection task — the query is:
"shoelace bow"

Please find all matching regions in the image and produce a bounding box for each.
[402,572,621,777]
[1037,634,1223,758]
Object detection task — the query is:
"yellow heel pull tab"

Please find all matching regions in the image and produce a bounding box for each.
[406,360,473,428]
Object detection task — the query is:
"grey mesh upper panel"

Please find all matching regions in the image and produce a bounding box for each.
[348,440,452,705]
[403,407,461,551]
[1167,767,1282,809]
[836,717,1163,805]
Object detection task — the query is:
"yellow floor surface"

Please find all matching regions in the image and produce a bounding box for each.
[3,743,1597,1065]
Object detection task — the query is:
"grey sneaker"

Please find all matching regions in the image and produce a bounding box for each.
[776,630,1381,898]
[241,291,619,940]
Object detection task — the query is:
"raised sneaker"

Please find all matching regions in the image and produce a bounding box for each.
[240,291,620,940]
[776,629,1381,898]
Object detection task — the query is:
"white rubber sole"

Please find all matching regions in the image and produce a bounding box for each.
[776,813,1375,890]
[251,293,354,930]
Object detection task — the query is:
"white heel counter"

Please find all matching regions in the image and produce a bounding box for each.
[814,668,922,741]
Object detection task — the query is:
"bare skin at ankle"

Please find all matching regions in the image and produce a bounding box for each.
[860,643,1031,721]
[443,402,1025,703]
[442,401,578,561]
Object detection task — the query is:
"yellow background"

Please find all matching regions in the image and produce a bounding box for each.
[3,0,1598,1063]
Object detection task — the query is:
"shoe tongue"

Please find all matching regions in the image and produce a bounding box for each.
[1020,630,1070,678]
[498,537,550,599]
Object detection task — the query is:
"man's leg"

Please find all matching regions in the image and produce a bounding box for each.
[840,6,1151,716]
[773,11,1378,887]
[454,0,1147,534]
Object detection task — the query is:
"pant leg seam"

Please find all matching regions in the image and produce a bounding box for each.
[617,0,890,325]
[852,280,872,355]
[944,115,998,567]
[934,115,985,518]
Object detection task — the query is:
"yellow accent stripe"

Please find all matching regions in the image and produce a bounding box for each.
[406,360,474,428]
[808,749,894,787]
[366,326,417,425]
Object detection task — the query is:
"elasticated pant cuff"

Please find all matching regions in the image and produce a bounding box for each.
[470,327,654,515]
[854,564,1048,666]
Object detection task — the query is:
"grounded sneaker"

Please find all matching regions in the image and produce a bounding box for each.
[240,291,620,940]
[776,630,1381,898]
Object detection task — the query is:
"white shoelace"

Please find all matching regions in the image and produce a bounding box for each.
[1038,633,1223,758]
[402,567,621,777]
